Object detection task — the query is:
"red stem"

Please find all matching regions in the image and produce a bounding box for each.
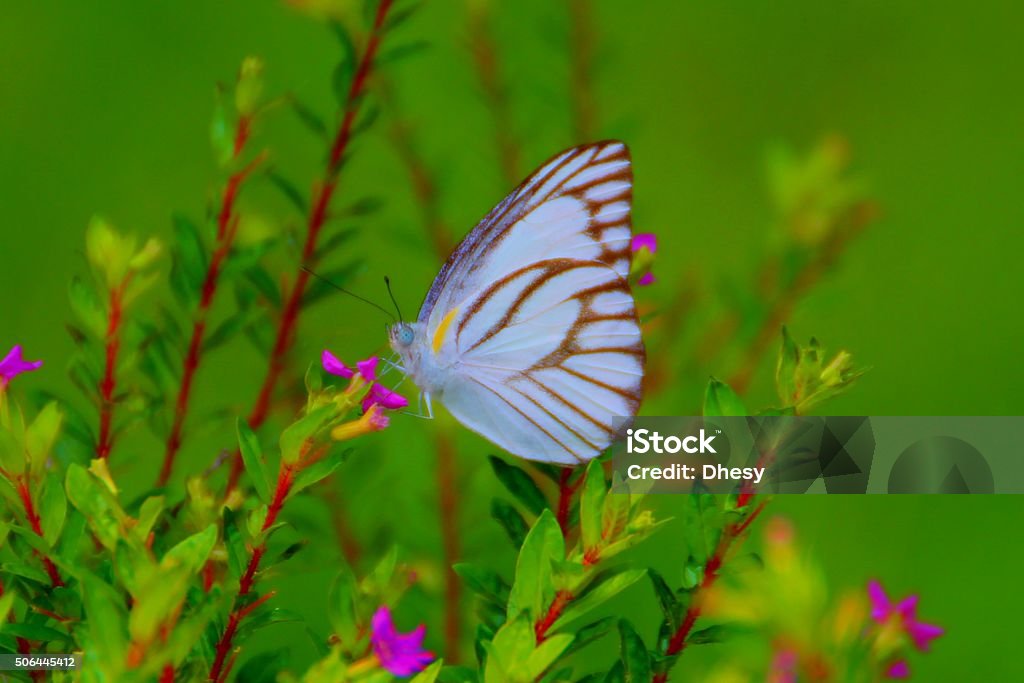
[226,0,395,492]
[208,461,296,681]
[535,589,573,643]
[467,3,520,185]
[160,664,175,683]
[16,480,64,588]
[97,283,125,460]
[555,466,581,539]
[157,132,260,486]
[567,0,597,142]
[652,500,767,683]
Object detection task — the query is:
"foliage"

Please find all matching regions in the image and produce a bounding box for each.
[0,1,947,682]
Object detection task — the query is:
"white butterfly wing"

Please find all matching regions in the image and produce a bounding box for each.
[419,141,634,328]
[416,141,644,463]
[441,260,643,463]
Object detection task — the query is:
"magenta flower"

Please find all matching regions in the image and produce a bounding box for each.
[886,660,910,679]
[868,580,944,652]
[362,383,409,412]
[631,233,657,286]
[322,350,408,411]
[769,649,798,683]
[0,345,43,388]
[370,606,434,676]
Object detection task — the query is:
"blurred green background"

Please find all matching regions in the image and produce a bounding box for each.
[2,0,1022,679]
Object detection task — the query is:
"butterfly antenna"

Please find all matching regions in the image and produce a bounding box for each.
[384,276,405,323]
[301,266,395,321]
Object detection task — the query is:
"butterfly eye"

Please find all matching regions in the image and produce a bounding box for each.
[398,325,414,346]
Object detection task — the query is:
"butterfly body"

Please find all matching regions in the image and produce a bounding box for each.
[391,141,645,465]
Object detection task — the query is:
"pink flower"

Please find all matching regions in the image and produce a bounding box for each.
[322,350,408,413]
[886,660,910,679]
[370,606,434,676]
[362,383,409,412]
[632,233,657,253]
[769,649,798,683]
[631,233,657,286]
[868,580,944,652]
[0,345,43,388]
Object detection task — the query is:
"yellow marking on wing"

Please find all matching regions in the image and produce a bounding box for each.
[432,308,459,354]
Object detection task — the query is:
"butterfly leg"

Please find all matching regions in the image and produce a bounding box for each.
[401,391,435,420]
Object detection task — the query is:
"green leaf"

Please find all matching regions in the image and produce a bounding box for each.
[223,507,247,580]
[237,418,271,503]
[1,561,50,584]
[409,661,444,683]
[235,649,291,683]
[65,464,121,551]
[601,485,631,544]
[235,606,304,641]
[378,40,431,65]
[0,623,72,643]
[135,496,165,542]
[703,378,746,417]
[776,326,799,405]
[580,461,607,552]
[292,448,348,496]
[491,498,529,549]
[280,405,333,465]
[267,169,310,215]
[489,456,548,516]
[40,475,67,546]
[528,633,573,679]
[603,661,626,683]
[684,491,722,566]
[507,510,563,623]
[245,265,282,307]
[327,566,359,646]
[25,402,62,477]
[454,563,511,607]
[161,524,217,574]
[69,276,107,337]
[172,212,208,292]
[81,572,128,674]
[485,615,541,682]
[686,624,735,645]
[202,312,247,352]
[618,620,652,683]
[549,567,647,633]
[647,569,681,631]
[565,615,617,656]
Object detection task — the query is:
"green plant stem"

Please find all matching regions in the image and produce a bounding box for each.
[226,0,395,493]
[157,125,262,487]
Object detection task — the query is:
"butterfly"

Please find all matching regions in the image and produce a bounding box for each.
[389,141,645,465]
